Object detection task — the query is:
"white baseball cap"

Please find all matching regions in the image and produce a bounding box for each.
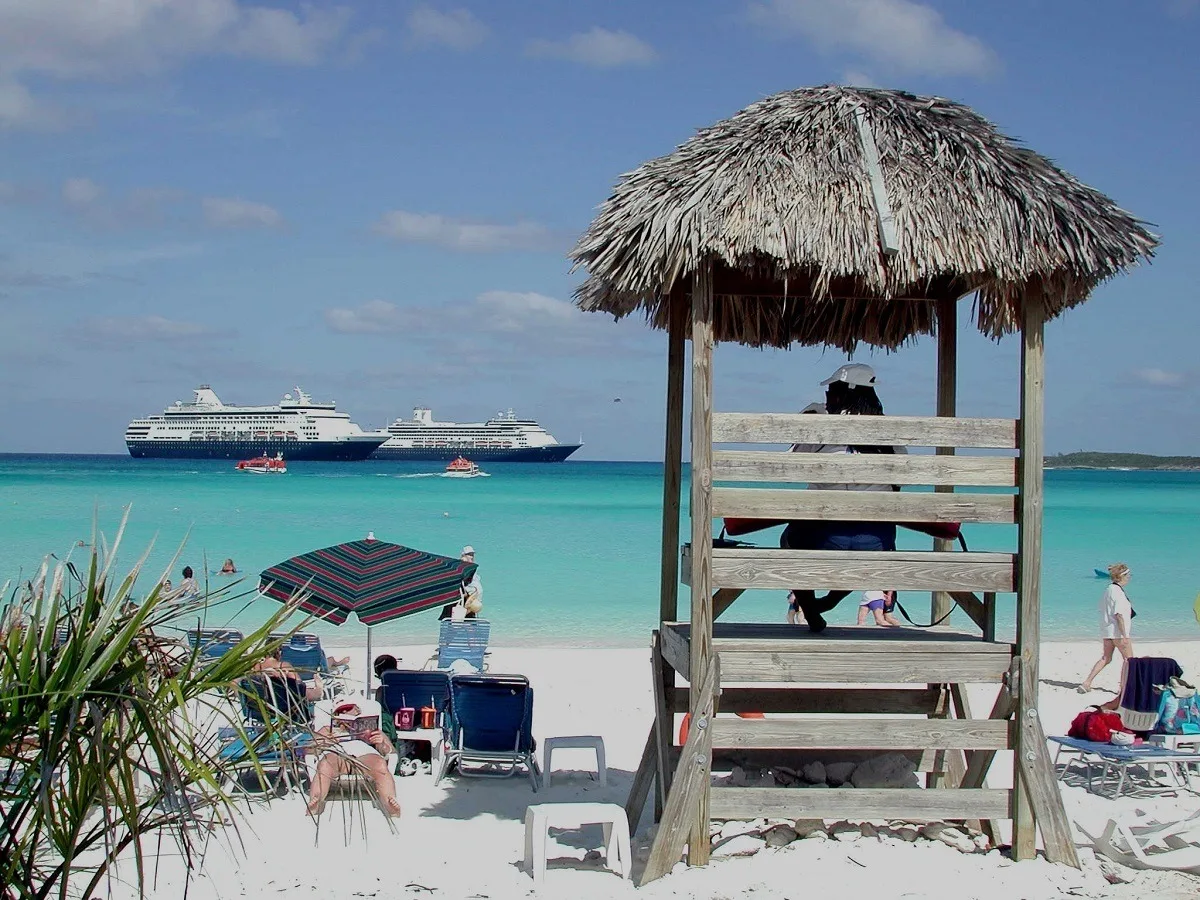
[461,545,475,556]
[821,363,877,388]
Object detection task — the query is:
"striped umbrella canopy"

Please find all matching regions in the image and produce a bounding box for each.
[259,535,476,626]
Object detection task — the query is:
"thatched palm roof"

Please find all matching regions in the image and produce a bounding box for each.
[571,85,1157,350]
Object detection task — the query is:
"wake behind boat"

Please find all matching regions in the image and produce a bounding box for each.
[235,452,287,474]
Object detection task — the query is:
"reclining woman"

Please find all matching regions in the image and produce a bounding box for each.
[306,700,401,817]
[785,364,902,633]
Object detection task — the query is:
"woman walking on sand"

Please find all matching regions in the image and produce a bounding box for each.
[1078,563,1134,695]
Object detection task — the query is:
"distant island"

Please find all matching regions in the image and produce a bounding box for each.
[1045,452,1200,471]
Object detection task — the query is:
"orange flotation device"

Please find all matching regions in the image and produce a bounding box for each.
[678,710,765,744]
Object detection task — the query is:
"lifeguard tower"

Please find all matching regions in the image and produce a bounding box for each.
[571,86,1156,884]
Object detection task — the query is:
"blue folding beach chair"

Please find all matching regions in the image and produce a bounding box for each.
[438,673,538,790]
[379,669,452,726]
[269,632,348,682]
[218,675,313,798]
[426,619,491,671]
[187,628,244,659]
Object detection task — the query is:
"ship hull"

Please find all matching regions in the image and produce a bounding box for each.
[371,444,581,462]
[127,438,384,461]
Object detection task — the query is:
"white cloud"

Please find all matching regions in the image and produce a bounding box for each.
[747,0,998,77]
[62,177,103,206]
[1133,368,1186,389]
[476,290,577,331]
[373,210,557,252]
[843,69,877,87]
[81,315,219,342]
[406,6,488,50]
[526,27,657,68]
[0,79,48,130]
[324,299,417,335]
[0,0,358,108]
[202,196,283,229]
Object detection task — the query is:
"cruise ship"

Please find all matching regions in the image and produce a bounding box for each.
[124,386,389,461]
[372,407,581,462]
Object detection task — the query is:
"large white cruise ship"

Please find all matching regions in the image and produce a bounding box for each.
[372,407,581,462]
[124,386,389,461]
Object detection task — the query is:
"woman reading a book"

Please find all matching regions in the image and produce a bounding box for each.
[306,700,401,817]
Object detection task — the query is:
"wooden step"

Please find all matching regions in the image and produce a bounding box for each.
[709,716,1013,751]
[661,622,1013,685]
[710,787,1013,821]
[682,547,1015,593]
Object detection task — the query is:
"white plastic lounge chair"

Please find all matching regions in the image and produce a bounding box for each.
[1094,809,1200,873]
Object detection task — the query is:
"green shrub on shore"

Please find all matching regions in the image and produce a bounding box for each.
[0,511,302,900]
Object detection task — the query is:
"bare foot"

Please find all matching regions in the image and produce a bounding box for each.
[306,798,325,817]
[382,797,402,817]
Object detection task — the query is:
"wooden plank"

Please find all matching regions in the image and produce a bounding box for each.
[933,296,959,623]
[717,650,1012,685]
[709,787,1012,821]
[713,413,1017,449]
[659,290,686,626]
[668,621,1008,648]
[713,450,1016,487]
[854,105,899,254]
[674,687,942,716]
[713,487,1017,524]
[983,592,997,643]
[704,549,1015,593]
[651,633,674,819]
[1017,703,1081,867]
[659,617,691,682]
[1013,295,1045,862]
[709,717,1011,751]
[625,725,657,835]
[641,656,720,885]
[712,588,743,620]
[687,262,715,867]
[962,681,1016,790]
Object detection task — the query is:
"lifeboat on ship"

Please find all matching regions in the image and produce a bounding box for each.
[444,456,481,477]
[235,452,288,474]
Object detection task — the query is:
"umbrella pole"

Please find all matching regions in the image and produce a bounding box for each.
[366,626,373,695]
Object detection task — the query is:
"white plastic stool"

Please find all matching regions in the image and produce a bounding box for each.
[523,802,630,883]
[542,735,606,787]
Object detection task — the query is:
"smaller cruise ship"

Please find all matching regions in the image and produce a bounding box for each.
[373,408,581,462]
[125,386,389,461]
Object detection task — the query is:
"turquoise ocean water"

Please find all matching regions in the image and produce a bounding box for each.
[1,455,1198,647]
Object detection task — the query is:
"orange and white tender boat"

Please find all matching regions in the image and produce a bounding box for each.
[235,452,288,474]
[444,456,481,477]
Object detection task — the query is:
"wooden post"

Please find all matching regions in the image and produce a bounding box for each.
[651,632,675,819]
[688,261,715,866]
[1013,294,1045,860]
[932,296,957,623]
[661,289,687,626]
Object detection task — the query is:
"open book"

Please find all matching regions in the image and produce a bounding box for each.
[336,714,380,739]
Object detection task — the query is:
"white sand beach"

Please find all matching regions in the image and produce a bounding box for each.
[104,638,1200,900]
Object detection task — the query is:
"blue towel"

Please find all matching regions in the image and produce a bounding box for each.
[1118,657,1182,732]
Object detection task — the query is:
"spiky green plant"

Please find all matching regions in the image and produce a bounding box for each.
[0,511,305,900]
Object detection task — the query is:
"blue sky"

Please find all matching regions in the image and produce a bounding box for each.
[1,0,1196,460]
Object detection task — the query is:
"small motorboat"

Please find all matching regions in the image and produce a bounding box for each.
[444,456,481,477]
[236,452,287,474]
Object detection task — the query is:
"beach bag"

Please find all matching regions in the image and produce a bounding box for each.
[1068,707,1129,743]
[1155,678,1200,734]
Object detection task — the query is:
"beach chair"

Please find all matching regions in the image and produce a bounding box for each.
[187,628,244,660]
[269,632,349,693]
[1094,809,1200,873]
[438,673,539,790]
[218,675,313,797]
[306,696,399,826]
[425,619,491,671]
[378,670,452,770]
[1049,735,1197,797]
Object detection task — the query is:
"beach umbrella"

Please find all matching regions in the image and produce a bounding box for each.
[259,532,476,688]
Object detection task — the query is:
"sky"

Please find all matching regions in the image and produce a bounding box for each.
[0,0,1197,460]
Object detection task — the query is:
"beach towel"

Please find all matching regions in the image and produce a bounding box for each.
[1118,657,1183,732]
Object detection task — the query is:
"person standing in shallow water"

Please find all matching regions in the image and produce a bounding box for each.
[783,364,902,633]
